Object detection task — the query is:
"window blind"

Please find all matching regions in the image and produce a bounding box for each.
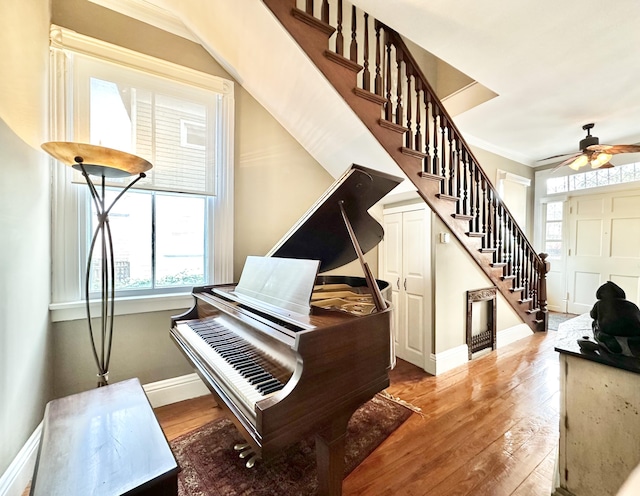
[72,53,218,196]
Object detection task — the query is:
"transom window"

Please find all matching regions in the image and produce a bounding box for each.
[546,162,640,195]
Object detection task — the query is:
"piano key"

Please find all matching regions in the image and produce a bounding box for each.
[256,379,283,394]
[173,320,290,414]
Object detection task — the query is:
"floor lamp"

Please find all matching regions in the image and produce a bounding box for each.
[42,142,153,387]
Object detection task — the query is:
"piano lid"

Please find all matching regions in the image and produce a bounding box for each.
[267,164,403,273]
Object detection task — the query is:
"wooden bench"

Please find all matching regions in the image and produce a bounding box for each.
[30,378,179,496]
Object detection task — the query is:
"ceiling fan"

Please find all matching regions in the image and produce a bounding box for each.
[543,123,640,171]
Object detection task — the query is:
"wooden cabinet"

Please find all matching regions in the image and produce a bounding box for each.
[381,204,431,369]
[554,314,640,496]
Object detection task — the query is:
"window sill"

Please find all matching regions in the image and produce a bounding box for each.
[50,292,193,322]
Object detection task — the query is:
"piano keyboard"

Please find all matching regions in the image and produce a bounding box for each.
[175,317,293,415]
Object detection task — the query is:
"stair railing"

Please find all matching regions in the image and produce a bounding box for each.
[294,0,549,328]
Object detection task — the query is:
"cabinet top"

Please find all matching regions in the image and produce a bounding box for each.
[555,313,640,375]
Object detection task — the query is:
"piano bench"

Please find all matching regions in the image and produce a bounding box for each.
[29,378,179,496]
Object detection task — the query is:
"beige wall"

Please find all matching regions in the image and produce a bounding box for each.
[430,144,533,354]
[432,215,523,353]
[50,0,332,398]
[0,0,51,476]
[470,145,536,239]
[234,91,333,278]
[53,311,194,397]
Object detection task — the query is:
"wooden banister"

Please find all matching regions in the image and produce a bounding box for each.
[264,0,548,331]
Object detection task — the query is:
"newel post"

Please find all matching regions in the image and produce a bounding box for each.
[538,253,550,331]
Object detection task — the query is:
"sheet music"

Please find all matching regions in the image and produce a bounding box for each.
[232,256,320,316]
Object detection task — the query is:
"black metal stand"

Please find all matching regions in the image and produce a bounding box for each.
[79,165,146,387]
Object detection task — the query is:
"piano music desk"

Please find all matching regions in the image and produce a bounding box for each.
[30,378,179,496]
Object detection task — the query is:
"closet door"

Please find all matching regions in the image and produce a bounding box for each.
[400,209,428,367]
[382,207,429,369]
[382,212,403,355]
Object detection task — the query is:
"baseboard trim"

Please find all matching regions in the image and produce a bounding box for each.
[424,324,534,376]
[142,372,210,408]
[425,343,469,375]
[497,324,533,348]
[0,421,42,496]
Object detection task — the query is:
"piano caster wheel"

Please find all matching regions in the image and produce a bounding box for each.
[233,443,260,468]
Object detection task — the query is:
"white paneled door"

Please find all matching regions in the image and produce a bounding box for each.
[382,206,430,369]
[566,190,640,314]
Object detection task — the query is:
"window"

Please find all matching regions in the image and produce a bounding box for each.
[496,170,530,229]
[543,201,563,259]
[545,162,640,195]
[49,26,234,312]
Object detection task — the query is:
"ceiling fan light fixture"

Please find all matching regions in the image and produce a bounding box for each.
[590,152,613,168]
[569,154,589,170]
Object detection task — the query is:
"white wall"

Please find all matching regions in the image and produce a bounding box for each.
[0,0,52,476]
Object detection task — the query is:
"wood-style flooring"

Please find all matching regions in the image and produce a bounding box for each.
[154,331,560,496]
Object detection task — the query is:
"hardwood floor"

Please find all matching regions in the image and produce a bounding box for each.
[154,331,560,495]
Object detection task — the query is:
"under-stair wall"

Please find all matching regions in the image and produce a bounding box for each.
[263,0,549,332]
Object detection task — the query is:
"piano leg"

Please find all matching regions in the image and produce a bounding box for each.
[315,412,351,496]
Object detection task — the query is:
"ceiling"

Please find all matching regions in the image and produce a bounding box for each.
[353,0,640,167]
[99,0,640,169]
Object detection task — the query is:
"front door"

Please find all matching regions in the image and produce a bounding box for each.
[566,190,640,314]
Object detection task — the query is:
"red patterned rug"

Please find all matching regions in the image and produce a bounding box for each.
[170,393,413,495]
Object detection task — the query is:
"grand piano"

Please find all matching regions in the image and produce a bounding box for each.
[170,164,403,495]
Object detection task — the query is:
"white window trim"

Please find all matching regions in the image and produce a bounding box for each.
[48,25,234,320]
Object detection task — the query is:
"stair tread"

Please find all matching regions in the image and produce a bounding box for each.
[479,248,496,253]
[401,147,427,160]
[324,50,363,72]
[291,8,336,36]
[436,193,459,202]
[452,213,473,221]
[466,232,484,238]
[354,87,387,105]
[378,118,408,134]
[491,262,507,268]
[418,171,444,182]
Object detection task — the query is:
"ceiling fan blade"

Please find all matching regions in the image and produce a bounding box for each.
[606,144,640,154]
[538,151,579,162]
[586,144,640,154]
[551,153,582,172]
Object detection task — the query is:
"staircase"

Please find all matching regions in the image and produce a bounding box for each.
[263,0,549,332]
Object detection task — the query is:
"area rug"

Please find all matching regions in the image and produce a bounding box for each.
[548,311,579,331]
[170,393,414,495]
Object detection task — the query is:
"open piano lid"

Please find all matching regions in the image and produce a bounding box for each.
[267,164,403,273]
